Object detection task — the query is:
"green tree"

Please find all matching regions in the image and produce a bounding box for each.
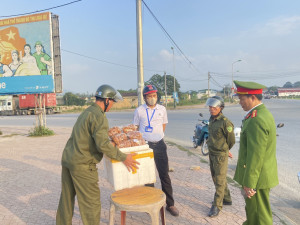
[63,92,86,106]
[189,90,198,99]
[145,74,180,96]
[283,81,293,88]
[293,81,300,88]
[268,86,278,95]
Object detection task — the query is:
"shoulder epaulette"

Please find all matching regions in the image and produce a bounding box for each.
[251,110,257,118]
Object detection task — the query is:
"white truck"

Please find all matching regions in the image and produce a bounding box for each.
[0,94,58,116]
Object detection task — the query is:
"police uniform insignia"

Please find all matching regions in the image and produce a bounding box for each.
[245,113,251,119]
[251,110,257,118]
[227,126,233,132]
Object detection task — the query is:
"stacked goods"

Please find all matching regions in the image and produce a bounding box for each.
[105,125,156,191]
[109,125,146,148]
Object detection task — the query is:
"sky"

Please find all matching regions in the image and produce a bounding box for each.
[3,0,300,93]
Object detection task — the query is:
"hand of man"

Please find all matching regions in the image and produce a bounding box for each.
[123,153,140,172]
[243,186,256,198]
[228,151,233,158]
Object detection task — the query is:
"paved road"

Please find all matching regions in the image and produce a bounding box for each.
[0,99,299,224]
[0,126,285,225]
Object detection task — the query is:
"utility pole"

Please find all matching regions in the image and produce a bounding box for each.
[208,72,210,97]
[136,0,144,106]
[171,47,176,108]
[164,71,167,108]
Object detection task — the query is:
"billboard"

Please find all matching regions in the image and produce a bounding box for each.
[0,12,62,95]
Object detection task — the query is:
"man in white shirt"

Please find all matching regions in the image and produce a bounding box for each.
[133,84,179,217]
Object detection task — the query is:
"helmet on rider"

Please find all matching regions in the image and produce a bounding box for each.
[95,84,123,112]
[206,96,225,109]
[95,84,123,102]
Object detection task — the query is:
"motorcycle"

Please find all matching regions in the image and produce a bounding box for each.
[192,113,209,156]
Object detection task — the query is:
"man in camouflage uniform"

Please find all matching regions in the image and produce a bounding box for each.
[233,80,278,225]
[56,84,139,225]
[206,96,235,217]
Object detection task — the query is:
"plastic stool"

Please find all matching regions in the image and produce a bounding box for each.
[109,186,166,225]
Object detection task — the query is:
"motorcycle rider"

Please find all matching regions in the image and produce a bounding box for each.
[206,96,235,217]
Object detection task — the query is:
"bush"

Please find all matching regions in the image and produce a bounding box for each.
[0,130,2,135]
[29,126,55,137]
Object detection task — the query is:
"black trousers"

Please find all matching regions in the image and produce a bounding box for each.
[148,139,175,207]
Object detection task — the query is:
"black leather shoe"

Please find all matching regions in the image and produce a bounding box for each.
[223,200,232,205]
[166,206,179,217]
[208,205,220,217]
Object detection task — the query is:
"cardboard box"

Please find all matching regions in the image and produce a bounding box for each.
[104,144,156,191]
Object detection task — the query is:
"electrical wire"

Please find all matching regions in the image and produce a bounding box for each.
[61,49,165,73]
[142,0,204,78]
[0,0,82,18]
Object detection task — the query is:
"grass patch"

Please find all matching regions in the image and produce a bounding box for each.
[177,99,207,106]
[0,130,2,135]
[1,133,20,138]
[29,126,55,137]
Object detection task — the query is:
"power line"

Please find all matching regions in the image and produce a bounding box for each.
[142,0,204,77]
[0,0,82,18]
[61,49,165,73]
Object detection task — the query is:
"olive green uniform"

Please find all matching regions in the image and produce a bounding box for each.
[56,103,127,225]
[207,113,235,210]
[233,104,278,225]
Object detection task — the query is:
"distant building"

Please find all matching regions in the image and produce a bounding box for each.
[196,89,217,99]
[112,92,138,109]
[277,88,300,97]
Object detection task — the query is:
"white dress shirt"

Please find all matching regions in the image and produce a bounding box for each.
[133,104,168,142]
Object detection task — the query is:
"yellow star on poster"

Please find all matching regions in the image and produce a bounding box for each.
[6,30,16,40]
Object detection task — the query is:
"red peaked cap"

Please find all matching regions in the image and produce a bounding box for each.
[143,84,158,95]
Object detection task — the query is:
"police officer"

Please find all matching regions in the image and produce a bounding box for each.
[233,80,278,225]
[133,84,179,217]
[56,85,139,225]
[206,96,235,217]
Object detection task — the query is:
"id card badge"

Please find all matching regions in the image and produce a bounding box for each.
[145,126,153,133]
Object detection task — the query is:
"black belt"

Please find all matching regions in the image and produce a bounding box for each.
[148,139,163,146]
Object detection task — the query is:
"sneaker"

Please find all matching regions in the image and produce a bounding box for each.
[166,206,179,216]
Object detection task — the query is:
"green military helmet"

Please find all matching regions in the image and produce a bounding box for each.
[95,84,123,102]
[206,96,225,108]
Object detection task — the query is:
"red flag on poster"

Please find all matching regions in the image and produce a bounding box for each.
[0,26,26,65]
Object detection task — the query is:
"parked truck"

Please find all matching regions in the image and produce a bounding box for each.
[0,93,58,116]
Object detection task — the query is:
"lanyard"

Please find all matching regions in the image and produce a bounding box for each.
[146,108,155,127]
